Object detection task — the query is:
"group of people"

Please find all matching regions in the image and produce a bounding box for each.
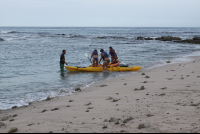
[90,47,118,71]
[60,47,118,71]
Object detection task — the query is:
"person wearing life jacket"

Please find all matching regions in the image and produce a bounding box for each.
[90,49,98,67]
[99,49,110,71]
[109,47,118,63]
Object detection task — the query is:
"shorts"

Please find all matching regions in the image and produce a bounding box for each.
[93,58,98,60]
[105,59,110,63]
[60,63,64,71]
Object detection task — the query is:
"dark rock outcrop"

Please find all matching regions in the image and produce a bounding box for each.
[155,36,181,41]
[75,87,81,92]
[155,37,161,40]
[97,36,106,39]
[193,36,200,40]
[55,34,65,35]
[136,36,144,40]
[0,38,4,41]
[161,36,174,41]
[173,37,181,40]
[174,38,200,44]
[144,37,153,40]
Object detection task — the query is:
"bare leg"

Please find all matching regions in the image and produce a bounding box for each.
[105,61,109,71]
[93,59,95,67]
[95,59,98,67]
[103,61,106,71]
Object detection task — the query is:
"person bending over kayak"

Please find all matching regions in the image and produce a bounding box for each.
[60,50,68,71]
[109,46,118,63]
[99,49,110,71]
[90,49,98,67]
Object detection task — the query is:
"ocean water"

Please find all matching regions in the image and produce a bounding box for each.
[0,27,200,110]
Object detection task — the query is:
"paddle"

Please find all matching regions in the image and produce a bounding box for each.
[85,53,92,64]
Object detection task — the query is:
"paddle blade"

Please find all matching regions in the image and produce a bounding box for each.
[85,53,89,57]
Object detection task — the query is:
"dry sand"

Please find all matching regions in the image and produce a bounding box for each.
[1,56,200,133]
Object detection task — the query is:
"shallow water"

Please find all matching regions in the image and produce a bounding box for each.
[0,27,200,110]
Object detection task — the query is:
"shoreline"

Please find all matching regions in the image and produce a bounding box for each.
[1,56,200,133]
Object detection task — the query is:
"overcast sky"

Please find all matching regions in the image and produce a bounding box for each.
[0,0,199,27]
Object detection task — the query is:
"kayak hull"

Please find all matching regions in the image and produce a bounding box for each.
[65,66,142,72]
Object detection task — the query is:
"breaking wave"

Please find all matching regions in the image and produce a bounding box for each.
[0,31,18,34]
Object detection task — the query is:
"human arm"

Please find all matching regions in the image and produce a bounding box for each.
[90,52,93,61]
[62,59,68,65]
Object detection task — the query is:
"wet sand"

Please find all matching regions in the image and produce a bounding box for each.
[1,56,200,133]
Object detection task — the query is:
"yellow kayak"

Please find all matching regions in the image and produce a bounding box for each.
[65,66,142,72]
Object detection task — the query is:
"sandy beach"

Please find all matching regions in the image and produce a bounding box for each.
[1,56,200,133]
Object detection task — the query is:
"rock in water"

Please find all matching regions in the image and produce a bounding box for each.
[173,37,181,40]
[74,87,81,92]
[136,36,143,40]
[155,37,161,40]
[46,96,51,101]
[0,38,4,41]
[193,36,200,40]
[75,87,81,92]
[166,61,171,63]
[144,37,153,40]
[8,127,18,133]
[161,36,173,41]
[12,106,18,109]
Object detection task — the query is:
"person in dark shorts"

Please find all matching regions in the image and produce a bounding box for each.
[99,49,110,71]
[109,46,118,63]
[90,49,99,67]
[60,50,68,71]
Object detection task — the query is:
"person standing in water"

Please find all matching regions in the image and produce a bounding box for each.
[60,50,68,71]
[109,46,118,63]
[99,49,110,71]
[90,49,98,67]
